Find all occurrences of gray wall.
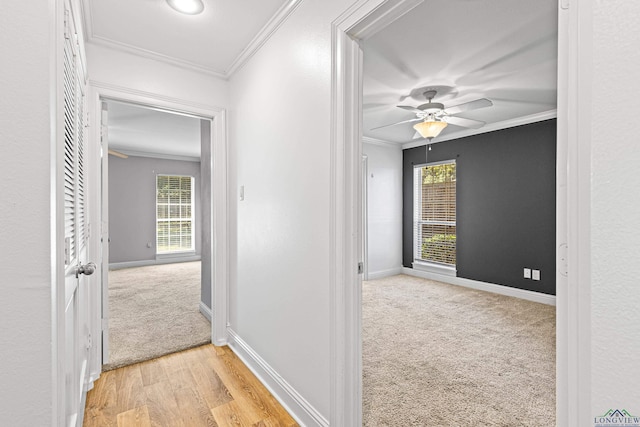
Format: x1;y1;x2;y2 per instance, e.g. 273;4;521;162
200;120;212;310
403;119;557;295
109;155;201;264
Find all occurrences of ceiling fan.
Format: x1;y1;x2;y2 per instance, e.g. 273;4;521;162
371;90;493;140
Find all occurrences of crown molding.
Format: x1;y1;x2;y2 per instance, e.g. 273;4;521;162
109;148;200;163
81;0;304;80
89;36;228;79
362;136;401;149
226;0;304;77
401;109;558;150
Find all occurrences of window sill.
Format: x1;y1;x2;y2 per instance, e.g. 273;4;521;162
156;251;196;260
412;260;457;277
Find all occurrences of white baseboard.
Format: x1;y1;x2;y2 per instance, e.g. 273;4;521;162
366;267;403;280
109;255;201;270
226;329;329;427
402;267;556;306
199;301;212;322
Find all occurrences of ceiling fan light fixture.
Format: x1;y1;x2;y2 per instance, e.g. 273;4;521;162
166;0;204;15
413;120;448;139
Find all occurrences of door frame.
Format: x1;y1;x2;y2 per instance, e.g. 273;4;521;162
329;0;591;425
87;82;229;376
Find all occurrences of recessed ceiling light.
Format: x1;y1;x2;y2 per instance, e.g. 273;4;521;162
166;0;204;15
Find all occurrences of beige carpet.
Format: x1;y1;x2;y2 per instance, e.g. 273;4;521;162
104;261;211;371
363;275;555;426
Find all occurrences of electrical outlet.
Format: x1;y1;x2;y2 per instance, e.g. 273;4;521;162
524;268;531;279
532;269;540;281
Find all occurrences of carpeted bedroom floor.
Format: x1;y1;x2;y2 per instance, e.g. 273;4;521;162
363;274;556;426
104;261;211;371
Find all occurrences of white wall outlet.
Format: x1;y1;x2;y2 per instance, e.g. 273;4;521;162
532;269;540;281
524;268;531;279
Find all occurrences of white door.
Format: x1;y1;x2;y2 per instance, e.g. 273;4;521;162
62;2;93;425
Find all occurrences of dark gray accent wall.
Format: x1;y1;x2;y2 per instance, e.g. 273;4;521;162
200;120;212;310
109;155;201;263
403;119;557;295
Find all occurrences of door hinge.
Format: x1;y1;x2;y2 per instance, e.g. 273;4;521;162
357;262;364;274
558;243;568;277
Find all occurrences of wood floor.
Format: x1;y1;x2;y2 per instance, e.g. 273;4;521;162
84;344;299;427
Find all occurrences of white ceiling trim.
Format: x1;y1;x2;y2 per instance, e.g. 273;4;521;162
362;136;401;149
112;149;200;163
89;35;229;79
401;109;558;150
81;0;304;80
226;0;304;76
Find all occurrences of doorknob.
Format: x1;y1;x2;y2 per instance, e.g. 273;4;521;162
76;262;96;278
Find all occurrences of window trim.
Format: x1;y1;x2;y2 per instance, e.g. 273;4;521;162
155;174;195;254
413;159;457;275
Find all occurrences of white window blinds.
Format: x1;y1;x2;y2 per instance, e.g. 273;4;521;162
414;161;457;266
156;175;195;253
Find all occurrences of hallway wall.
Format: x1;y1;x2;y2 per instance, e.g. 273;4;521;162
0;3;57;425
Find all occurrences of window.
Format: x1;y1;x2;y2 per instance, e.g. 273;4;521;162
413;160;456;273
156;175;195;254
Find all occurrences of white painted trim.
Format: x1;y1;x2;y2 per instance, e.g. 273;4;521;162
109;256;201;270
52;1;67;424
366;267;403;280
80;0;303;80
110;149;200;163
401;109;558;150
90;80;224;115
199;301;212;322
330;1;424;425
227;329;329;427
402;267;556;306
88;36;228;79
556;1;592;425
226;0;304;76
362;135;400;149
412;261;456;277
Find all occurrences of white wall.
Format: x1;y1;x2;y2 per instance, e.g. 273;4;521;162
86;43;229;106
227;0;354;421
0;3;53;425
363;142;403;279
590;0;640;414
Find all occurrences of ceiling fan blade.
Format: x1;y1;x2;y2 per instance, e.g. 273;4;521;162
413;132;422;140
370;117;421;131
444;98;493;115
397;105;423;114
444;116;486;129
108;149;129;159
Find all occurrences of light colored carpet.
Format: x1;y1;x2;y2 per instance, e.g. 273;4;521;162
363;274;555;426
104;261;211;371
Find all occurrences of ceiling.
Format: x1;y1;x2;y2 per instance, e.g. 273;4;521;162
106;101;202;160
82;0;293;77
363;0;558;146
91;0;558;156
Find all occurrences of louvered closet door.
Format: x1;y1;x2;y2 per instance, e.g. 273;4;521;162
62;3;91;425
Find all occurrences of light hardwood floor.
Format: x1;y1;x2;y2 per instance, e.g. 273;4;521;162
84;344;299;427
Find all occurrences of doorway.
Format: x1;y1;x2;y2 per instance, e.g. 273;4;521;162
330;0;584;425
101;99;212;369
86;83;229;375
